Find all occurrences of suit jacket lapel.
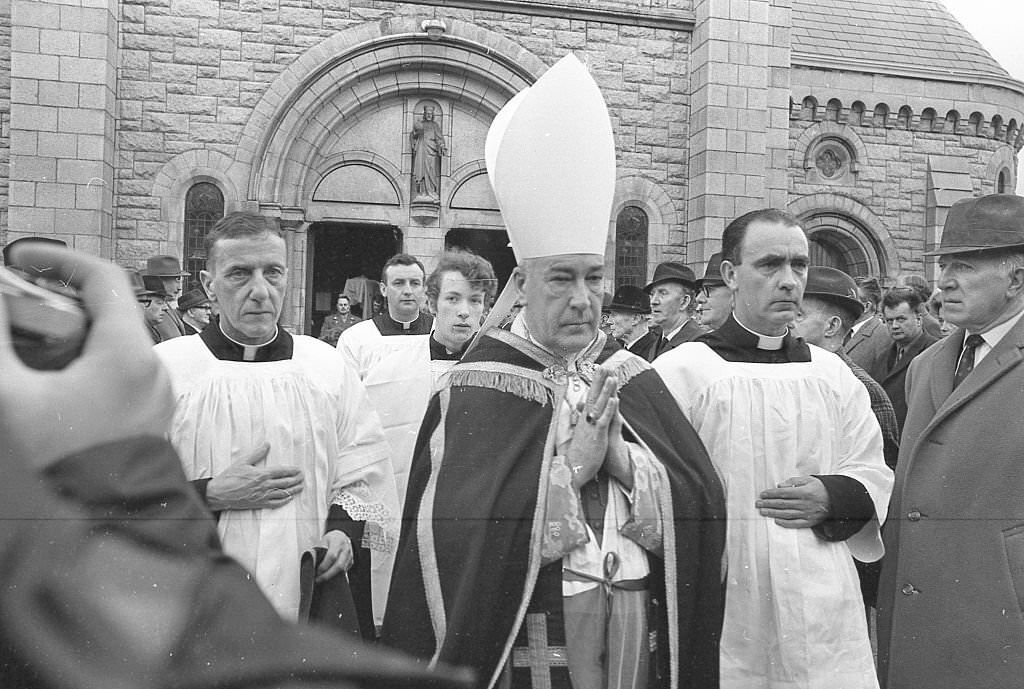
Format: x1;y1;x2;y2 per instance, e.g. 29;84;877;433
883;332;932;383
846;318;875;352
927;321;1024;430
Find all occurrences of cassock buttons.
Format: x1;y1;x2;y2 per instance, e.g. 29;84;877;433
907;510;922;521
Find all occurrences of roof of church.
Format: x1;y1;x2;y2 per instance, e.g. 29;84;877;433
791;0;1010;80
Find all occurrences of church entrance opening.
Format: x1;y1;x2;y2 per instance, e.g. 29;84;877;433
306;222;400;337
445;227;517;292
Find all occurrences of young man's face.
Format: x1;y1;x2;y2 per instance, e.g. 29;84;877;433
431;270;486;352
201;233;287;345
515;253;604;357
722;220;809;335
382;263;425;322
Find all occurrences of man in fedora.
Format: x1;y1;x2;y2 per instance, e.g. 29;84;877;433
877;193;1024;689
177;287;212;335
694;252;732;331
606;284;659;360
126;269;170;344
644;261;703;359
143;255;190;341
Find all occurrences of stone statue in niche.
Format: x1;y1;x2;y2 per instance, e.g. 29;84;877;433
815;148;843;178
410;105;447;202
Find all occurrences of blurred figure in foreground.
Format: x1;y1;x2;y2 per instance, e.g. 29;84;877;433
0;242;469;689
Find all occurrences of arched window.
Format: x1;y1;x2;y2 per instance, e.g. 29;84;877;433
991;114;1004;140
998;169;1009;194
896;106;913;129
873;103;889;128
945;110;960;134
968;112;984;135
184;182;225;292
848;101;865;126
615;206;648;288
919;108;936;132
801;96;818;121
825;99;841;121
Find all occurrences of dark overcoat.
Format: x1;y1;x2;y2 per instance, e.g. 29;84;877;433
877;316;1024;688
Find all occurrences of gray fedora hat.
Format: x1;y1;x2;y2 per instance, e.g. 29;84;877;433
803;266;864;319
607;285;651;314
925;194;1024;256
143;255;191;277
643;261;698;293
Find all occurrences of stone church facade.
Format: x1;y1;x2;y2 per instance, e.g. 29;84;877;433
2;0;1022;332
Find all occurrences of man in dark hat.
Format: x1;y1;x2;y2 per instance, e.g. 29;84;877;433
791;266;902;616
177;287;212;335
644;261;703;359
606;284;658;361
877;193;1024;689
143;255;190;340
127;269;170;344
694;252;732;331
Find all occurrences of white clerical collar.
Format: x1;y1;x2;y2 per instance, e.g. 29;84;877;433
220;323;279;362
734;314;785;350
387;309;420;330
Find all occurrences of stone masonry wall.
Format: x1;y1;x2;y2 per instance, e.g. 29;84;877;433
788;116;1010;278
114;0;691;267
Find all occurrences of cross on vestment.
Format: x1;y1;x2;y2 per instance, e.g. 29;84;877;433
512;613;570;689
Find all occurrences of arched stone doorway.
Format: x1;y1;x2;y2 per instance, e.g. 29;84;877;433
234;20;547;331
803;212;883;278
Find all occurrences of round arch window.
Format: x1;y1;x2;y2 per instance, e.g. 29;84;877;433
800;212;885;278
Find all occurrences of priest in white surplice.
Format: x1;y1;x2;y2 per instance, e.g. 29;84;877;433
155;212;399;627
654;209;893;689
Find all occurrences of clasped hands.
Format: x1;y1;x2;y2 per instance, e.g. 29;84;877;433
566;366;632;491
755;475;830;529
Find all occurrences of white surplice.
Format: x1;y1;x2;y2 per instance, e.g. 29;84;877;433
155;334;399;622
655;342;893;689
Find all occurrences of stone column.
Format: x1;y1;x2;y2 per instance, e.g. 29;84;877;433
686;0;792;265
8;0;117;256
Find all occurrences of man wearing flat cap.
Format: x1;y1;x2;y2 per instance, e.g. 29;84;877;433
644;262;703;359
877;193;1024;689
607;285;659;361
143;255;191;341
382;54;725;689
694;252;732;332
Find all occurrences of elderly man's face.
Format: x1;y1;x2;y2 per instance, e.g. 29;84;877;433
722;220;809;335
201;233;287;344
696;283;732;329
139;295;168;326
648;282;690;330
186;303;212;328
790;297;831;347
515;254;604;357
938;251;1022;332
431;270;486;352
161;276;183;299
609;310;639;340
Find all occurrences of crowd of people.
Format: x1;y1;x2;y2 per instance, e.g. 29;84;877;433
4;54;1024;689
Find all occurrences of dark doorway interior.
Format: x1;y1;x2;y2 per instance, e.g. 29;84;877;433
307;222;400;336
445;227;517;292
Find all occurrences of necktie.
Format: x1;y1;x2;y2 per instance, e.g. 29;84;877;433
953;334;985;388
